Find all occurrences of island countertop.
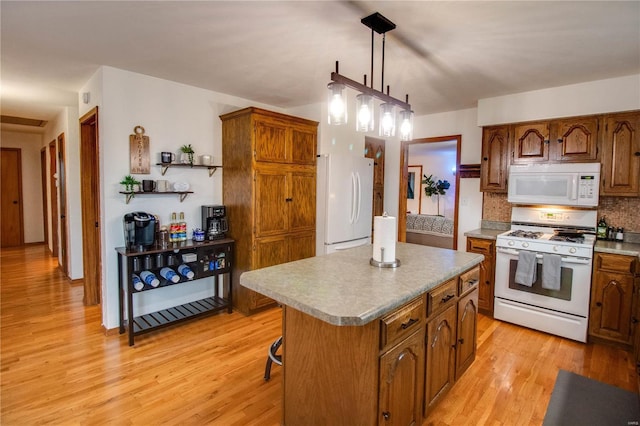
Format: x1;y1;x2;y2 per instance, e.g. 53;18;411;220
240;242;484;326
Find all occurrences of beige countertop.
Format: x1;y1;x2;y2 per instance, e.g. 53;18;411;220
594;240;640;257
464;228;506;240
240;242;484;326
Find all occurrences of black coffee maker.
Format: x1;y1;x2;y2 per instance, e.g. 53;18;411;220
202;205;228;240
123;212;156;251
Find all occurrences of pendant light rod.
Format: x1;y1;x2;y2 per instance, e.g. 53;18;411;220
331;65;411;111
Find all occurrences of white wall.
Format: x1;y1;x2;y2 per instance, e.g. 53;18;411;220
78;66;293;330
478;74;640;125
0;131;44;243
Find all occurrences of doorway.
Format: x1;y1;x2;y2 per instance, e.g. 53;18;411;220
40;148;48;246
398;135;461;249
58;133;68;275
80;107;101;305
48;140;59;257
1;148;24;247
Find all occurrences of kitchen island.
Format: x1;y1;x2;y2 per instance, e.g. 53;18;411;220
241;242;483;425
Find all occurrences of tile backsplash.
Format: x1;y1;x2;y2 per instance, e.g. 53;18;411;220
482;193;640;232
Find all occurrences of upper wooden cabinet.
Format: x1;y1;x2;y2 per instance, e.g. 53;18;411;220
253;113;317;165
480;125;509;192
221;107;318;315
511;117;599;164
551;116;599;162
511;121;550;163
600;111;640;197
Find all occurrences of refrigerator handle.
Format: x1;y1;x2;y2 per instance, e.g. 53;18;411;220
349;172;356;224
355;172;362;222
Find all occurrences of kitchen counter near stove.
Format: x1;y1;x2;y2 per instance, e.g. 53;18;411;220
464;221;510;241
595;240;640;258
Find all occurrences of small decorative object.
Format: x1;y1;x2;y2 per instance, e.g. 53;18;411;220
119;175;141;193
422;174;450;216
180;144;195;166
129;125;150;174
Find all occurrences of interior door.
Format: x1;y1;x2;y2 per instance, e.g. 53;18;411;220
1;148;24;247
48;141;58;257
40;148;48;246
80;108;101;305
57;133;68;275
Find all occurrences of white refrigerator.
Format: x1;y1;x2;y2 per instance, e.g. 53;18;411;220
316;154;374;255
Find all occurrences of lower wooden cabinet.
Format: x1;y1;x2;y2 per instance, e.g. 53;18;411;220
589;252;638;347
466;237;495;316
379;329;425;425
456;289;479;379
424;304;457;415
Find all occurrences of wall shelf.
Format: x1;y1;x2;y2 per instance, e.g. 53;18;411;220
156;163;221;177
119;191;193;204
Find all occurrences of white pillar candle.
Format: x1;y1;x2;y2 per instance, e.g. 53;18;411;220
373;215;397;263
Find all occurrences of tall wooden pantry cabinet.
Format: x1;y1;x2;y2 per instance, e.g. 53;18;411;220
220;107;318;315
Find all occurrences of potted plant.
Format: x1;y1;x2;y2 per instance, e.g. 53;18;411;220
180;144;195;166
422;174;450;216
119;175;141;193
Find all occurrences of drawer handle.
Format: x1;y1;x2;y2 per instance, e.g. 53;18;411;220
401;318;418;330
382;411;390;420
441;294;455;303
466;279;478;286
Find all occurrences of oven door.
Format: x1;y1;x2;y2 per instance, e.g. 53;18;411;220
494;246;592;317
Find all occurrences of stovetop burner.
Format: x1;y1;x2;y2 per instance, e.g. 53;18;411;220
505;230;544;239
550;235;585;244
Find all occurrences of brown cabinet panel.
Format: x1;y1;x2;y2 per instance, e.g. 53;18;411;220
480;126;509;192
512;122;550;163
254;169;288;237
254;118;288;163
289;170;316;233
424;304;457;415
551;116;599;161
379;330;424;426
288;232;315;262
601;112;640;196
456;289;478;379
466;237;495;316
380;296;425;350
589;252;636;346
291;126;317;165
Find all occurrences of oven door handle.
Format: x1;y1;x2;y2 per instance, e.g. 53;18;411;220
496;247;591;264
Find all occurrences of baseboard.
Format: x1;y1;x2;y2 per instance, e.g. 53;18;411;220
102;325;120;336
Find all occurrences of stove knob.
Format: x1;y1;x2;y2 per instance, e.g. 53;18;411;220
508;240;515;247
553;246;559;252
569;247;577;254
522;242;529;248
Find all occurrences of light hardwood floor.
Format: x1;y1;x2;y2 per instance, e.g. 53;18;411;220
1;244;638;425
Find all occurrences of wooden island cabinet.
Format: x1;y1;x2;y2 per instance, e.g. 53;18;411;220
240;243;483;425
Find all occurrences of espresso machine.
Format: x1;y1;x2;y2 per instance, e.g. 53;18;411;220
123;212;156;251
202;205;228;240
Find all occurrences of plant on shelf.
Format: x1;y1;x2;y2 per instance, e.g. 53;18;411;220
180;144;195;166
119;175;141;193
422;174;450;216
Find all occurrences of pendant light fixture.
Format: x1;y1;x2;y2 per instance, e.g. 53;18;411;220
327;12;413;139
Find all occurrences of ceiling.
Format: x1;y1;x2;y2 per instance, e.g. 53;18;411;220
2;1;639;133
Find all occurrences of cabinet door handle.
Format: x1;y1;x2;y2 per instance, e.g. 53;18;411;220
382;411;390;421
485;280;491;285
285;198;293;202
442;294;455;303
635;152;640;156
458;338;464;344
596;302;602;307
401;318;418;330
557;138;563;143
632;317;639;324
483;157;488;161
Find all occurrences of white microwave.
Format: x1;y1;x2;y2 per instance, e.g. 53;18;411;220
507;163;600;207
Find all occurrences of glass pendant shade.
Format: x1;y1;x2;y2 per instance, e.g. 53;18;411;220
355;94;374;132
379;103;396;137
399;109;414;141
327;82;347;125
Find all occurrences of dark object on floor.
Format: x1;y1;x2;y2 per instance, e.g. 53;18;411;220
544;369;640;426
263;336;282;381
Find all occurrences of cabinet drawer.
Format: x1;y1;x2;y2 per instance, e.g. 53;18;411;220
467;238;494;254
459;266;480;296
380;296;425;350
595;253;636;274
428;278;458;317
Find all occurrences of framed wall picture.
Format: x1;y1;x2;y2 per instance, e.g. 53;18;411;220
407;165;422;213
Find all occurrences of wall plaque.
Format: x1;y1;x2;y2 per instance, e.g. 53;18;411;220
129;125;150;174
